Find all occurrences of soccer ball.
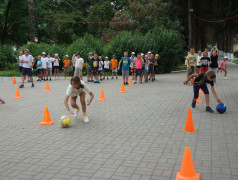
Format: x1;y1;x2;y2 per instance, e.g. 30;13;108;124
59;115;71;128
216;103;227;114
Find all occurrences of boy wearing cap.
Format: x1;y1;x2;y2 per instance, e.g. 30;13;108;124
41;52;48;81
63;55;71;79
130;52;136;80
75;53;84;80
86;53;93;82
92;54;100;83
118;51;130;85
19;49;35;88
111;55;118;79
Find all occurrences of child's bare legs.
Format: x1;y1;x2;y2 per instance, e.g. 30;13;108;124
135;74;137;82
106;72;108;79
80;92;86;115
139;74;142;82
116;72;118;78
205;94;210;107
126;76;128;83
21;75;26;85
123;76;125;83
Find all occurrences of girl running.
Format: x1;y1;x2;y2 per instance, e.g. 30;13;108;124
217;56;228;79
64;76;94;122
183;71;223;113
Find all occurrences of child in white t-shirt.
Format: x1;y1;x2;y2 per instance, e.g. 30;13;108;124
53;53;60;80
41;52;48;81
47;53;54;81
64;76;94;122
103;57;110;80
74;53;84;80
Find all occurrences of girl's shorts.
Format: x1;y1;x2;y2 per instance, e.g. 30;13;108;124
201;67;208;72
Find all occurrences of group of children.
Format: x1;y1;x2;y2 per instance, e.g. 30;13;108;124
184;47;227;113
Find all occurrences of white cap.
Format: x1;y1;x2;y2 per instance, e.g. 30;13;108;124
42;52;46;55
65;55;69;57
148;51;151;54
131;52;135;55
105;56;108;59
141;53;144;56
55;53;58;56
224;56;228;59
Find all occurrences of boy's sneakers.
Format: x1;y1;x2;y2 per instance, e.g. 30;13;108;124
126;82;129;85
116;77;118;79
37;79;41;82
107;78;109;80
31;84;34;88
100;79;103;81
94;80;100;83
46;78;48;81
191;99;196;108
206;106;214;113
134;81;137;84
84;116;89;122
224;77;227;80
103;77;105;80
111;77;114;79
73;108;80;118
139;81;142;84
19;85;24;88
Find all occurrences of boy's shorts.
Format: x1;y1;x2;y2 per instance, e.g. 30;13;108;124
54;66;59;69
92;68;98;75
122;70;129;77
112;68;117;73
64;67;70;72
19;66;23;72
136;69;142;76
131;68;136;73
104;68;109;72
36;69;42;74
98;70;103;75
188;66;195;75
148;66;154;74
87;68;93;74
75;68;82;76
22;67;33;76
200;67;208;72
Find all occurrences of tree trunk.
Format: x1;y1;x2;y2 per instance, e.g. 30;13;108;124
1;0;13;45
28;0;35;42
188;0;195;49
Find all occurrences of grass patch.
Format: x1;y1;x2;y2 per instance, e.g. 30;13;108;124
232;60;238;64
172;63;187;71
0;70;21;77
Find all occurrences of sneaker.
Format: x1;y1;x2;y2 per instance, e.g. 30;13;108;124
191;99;196;108
206;106;214;113
224;77;227;80
19;84;24;88
0;99;5;104
126;82;129;85
124;82;126;85
46;78;48;81
84;116;89;122
116;77;118;79
100;79;103;81
37;79;40;82
111;77;114;79
28;79;31;83
134;82;137;84
49;78;51;81
139;81;142;84
87;79;90;82
73;108;80;118
31;84;34;88
107;78;109;80
149;78;151;80
103;77;105;79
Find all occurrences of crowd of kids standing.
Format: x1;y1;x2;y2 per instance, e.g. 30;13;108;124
16;49;160;88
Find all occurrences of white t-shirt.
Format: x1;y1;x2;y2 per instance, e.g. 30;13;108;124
21;54;34;68
41;57;48;69
19;56;23;67
98;61;104;70
66;81;91;97
196;55;202;66
75;58;84;68
54;58;59;66
47;57;54;68
104;61;110;69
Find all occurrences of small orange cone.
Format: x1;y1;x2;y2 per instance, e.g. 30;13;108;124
98;88;108;101
39;106;55;125
12;76;16;84
176;147;200;180
43;82;51;91
196;96;202;103
199;89;204;93
183;108;196;132
128;78;134;86
120;83;127;93
13;87;22;99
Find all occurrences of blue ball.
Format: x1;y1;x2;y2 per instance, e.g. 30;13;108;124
216;103;227;114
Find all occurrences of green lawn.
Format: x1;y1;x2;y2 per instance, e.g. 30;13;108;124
0;70;21;77
232;60;238;65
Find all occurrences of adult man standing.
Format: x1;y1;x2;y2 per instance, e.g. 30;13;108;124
19;49;35;88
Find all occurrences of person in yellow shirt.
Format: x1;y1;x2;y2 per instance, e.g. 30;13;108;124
110;55;118;79
63;55;71;79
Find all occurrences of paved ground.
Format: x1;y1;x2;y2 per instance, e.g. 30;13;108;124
0;62;238;180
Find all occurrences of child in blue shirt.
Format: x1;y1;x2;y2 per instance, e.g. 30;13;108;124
36;55;42;82
118;51;130;85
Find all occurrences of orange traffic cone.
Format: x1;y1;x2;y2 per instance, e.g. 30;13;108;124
13;87;22;99
43;82;51;91
176;147;200;180
128;78;134;86
120;83;127;93
196;96;202;103
39;106;55;125
183;108;196;133
98;88;108;101
12;76;16;84
199;89;204;93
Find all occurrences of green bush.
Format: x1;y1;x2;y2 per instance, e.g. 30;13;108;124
234;50;238;58
0;45;15;70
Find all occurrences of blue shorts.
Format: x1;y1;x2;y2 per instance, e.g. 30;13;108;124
64;67;70;72
136;69;142;76
104;68;109;72
22;67;33;76
193;84;209;99
36;69;42;74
